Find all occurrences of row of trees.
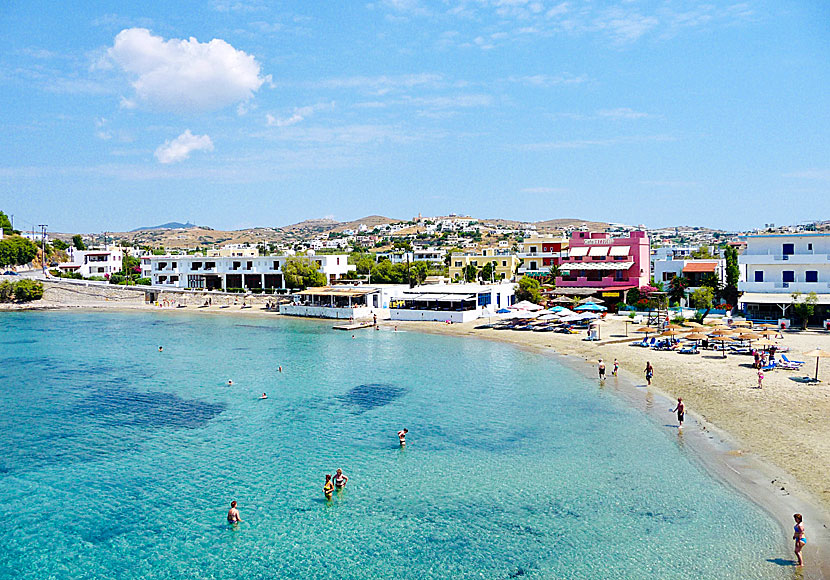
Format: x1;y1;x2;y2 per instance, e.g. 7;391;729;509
0;236;39;267
0;279;44;302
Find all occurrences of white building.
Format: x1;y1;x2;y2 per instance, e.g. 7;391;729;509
58;246;123;278
389;282;516;323
281;284;407;319
141;251;354;291
739;233;830;323
413;247;446;264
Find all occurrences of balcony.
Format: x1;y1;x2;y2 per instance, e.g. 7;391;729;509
556;276;635;287
740;253;830;265
739;281;830;293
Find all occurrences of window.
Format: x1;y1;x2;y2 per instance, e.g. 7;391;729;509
454;261;462;267
530;246;537;253
529;261;538;270
782;243;794;255
171;262;177;269
808;243;813;251
502;261;507;267
477;293;491;307
754;270;764;282
783;271;795;283
662;272;673;282
336;258;340;265
806;271;818;283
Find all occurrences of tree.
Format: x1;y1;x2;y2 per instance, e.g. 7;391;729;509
72;234;86;250
0;211;14;235
625;287;641;306
479;260;495;282
700;272;723;302
723;246;740;306
122;253;140;276
52;239;69;251
690;286;714;323
410;261;429;287
283;258;327;290
463;263;477;283
0;236;38;267
349;252;375;276
12;279;44;302
691;245;715;259
668;275;688;305
547;264;561;286
791;291;819;329
515;275;542;304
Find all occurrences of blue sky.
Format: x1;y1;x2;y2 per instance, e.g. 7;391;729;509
1;1;828;233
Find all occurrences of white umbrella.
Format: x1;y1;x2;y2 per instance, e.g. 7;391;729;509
552;307;575;317
510;300;544;311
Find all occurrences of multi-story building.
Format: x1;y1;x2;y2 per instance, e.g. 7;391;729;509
738;233;830;323
141;251;354;291
517;235;568;279
556;230;650;303
389;282;516;323
448;248;519;282
58;246;124;278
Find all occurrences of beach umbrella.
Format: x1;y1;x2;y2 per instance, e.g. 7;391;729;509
496;308;511;314
550;296;574;305
732;321;753;327
511;300;544;311
803;348;830;381
757;323;778;329
553;307;575;317
734;332;761;341
578;297;605;304
636;326;657;338
548;306;566;312
708;329;733;337
574;302;607;312
684;332;709;341
708;328;733;358
665;323;685;329
660;329;682;337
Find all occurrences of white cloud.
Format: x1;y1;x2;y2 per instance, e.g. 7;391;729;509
154;130;214;164
266;103;334;127
106;28;268;112
597;107;650;119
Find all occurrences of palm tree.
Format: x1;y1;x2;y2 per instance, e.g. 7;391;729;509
547;264;561;286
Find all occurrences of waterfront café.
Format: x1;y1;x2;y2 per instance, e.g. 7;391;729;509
281;286;381;319
389;283;516;323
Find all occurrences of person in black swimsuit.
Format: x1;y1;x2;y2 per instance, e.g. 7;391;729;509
671;397;685;428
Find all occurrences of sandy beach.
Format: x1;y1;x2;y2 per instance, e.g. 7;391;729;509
7;281;830;575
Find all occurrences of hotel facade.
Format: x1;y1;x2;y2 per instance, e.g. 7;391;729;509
738;233;830;324
141;252;354;291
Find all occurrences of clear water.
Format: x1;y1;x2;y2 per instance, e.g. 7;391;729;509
0;311;790;579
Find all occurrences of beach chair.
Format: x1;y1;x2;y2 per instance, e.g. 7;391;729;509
761;361;777;372
678;345;699;354
778;361;801;371
782;355;804;365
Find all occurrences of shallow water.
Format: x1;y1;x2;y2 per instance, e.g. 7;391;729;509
0;311;791;579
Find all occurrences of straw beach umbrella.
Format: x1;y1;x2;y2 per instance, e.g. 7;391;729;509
732;320;753;327
803;348;830;382
637;326;658;336
708;328;733;358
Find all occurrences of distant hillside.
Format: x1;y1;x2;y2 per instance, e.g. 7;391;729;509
131;221;199;232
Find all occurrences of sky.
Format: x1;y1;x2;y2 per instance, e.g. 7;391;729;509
1;1;828;233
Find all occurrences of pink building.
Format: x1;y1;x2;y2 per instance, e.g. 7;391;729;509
556;230;651;302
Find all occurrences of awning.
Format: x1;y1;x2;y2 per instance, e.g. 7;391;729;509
568;247;589;257
609;246;630;256
740;292;830;305
560;261;633;271
682;262;718;273
297;287;377;297
588;246;610;257
406;293;475;302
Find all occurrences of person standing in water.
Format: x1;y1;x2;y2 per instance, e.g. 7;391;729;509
333;468;348;489
644;362;654;386
671;397;685;428
158;346;163;352
793;513;806;567
323;474;334;499
260;393;267;399
227;500;242;523
612;359;619;376
598;359;606;380
398;428;408;446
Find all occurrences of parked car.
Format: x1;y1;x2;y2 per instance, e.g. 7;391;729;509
3;271;19;276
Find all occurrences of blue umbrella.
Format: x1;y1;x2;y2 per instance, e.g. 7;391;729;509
548;306;566;312
574;302;607;312
496;308;511;314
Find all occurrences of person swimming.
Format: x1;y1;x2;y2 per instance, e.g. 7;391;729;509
323;474;334;499
398;428;408;446
158;346;163;352
227;379;234;385
333;468;348;489
227;500;242;523
260;393;267;399
278;366;282;373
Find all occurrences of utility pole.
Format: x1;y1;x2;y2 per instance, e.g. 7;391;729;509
38;224;47;276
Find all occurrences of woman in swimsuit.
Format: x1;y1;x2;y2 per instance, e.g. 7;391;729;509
793;513;806;566
334;468;348;489
323;474;334;499
612;359;618;376
227;500;242;524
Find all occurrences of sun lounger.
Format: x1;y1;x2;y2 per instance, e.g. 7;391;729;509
761;362;777;371
678;346;699;354
778;361;801;371
782;355;804;365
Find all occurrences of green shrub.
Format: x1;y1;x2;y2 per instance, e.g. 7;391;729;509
12;279;44;302
0;281;13;302
135;277;151;285
86;276;106;281
108;274;126;285
251;288;263;294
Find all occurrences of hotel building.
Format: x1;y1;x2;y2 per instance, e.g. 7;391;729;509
516;235;568;279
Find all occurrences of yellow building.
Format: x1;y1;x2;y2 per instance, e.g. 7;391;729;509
449;248;519;282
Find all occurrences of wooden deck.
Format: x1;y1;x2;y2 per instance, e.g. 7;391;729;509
332;322;375;331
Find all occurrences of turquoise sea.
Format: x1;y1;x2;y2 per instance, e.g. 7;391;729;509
0;311;791;579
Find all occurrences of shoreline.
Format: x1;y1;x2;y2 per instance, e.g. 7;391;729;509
6;300;830;576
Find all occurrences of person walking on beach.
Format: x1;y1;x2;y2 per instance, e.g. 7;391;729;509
612;359;619;376
398;428;408;446
598;359;606;380
334;468;349;489
644;362;654;386
227;500;242;524
671;398;685;428
323;474;334;500
793;513;806;567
